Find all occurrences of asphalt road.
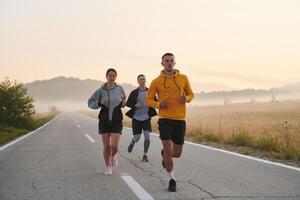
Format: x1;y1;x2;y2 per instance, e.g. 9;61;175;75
0;112;299;200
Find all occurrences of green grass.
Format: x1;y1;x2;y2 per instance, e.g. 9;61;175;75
192;132;222;144
202;133;221;142
227;132;254;147
255;136;280;152
281;148;300;161
264;148;300;161
0;127;29;146
194;134;203;143
0;115;55;146
32;116;54;129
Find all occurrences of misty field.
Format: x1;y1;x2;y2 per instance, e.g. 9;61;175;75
186;101;300;148
185;101;300;163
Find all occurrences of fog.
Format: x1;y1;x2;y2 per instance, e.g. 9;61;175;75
34;93;300;113
34;101;89;113
192;93;300;107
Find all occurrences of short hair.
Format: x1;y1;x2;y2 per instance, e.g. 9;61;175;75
137;74;145;80
106;68;117;76
161;53;175;60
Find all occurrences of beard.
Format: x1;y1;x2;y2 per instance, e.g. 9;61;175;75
165;65;173;72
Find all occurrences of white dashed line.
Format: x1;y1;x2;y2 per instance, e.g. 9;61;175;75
121;175;153;200
85;134;95;143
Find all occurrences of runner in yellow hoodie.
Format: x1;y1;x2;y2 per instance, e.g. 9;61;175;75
146;53;194;192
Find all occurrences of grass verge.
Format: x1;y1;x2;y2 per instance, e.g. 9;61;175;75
0;113;56;146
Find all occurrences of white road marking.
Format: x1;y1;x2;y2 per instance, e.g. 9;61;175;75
121;175;153;200
0;116;57;152
85;134;95;143
77;125;81;128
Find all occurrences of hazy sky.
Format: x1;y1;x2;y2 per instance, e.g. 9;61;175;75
1;0;300;92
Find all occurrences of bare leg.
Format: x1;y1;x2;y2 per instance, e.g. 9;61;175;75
110;133;120;157
172;143;183;158
162;141;183;172
101;133;111;166
162;140;174;172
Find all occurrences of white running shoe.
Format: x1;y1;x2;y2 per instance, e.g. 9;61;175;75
104;165;112;175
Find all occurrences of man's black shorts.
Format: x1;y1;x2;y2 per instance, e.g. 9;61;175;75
158;119;186;145
132;118;152;135
98;120;122;134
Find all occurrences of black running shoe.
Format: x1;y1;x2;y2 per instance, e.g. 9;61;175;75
168;179;176;192
161;149;165;168
142;155;149;162
128;142;134;153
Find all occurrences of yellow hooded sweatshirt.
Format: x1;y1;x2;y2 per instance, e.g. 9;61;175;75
146;70;194;120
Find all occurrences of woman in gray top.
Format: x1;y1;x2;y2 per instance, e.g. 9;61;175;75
88;68;126;175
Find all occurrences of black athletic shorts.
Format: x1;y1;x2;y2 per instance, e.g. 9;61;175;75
132;118;152;135
98;120;123;134
158;119;186;145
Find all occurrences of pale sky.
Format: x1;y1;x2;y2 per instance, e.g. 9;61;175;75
1;0;300;92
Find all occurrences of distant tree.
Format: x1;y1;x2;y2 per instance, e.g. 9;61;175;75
0;79;35;128
271;93;276;102
49;105;59;114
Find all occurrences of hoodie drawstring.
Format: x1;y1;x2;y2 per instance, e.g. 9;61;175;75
163;76;170;89
173;77;182;95
163;76;181;95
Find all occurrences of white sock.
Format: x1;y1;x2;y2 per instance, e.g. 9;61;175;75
168;171;176;180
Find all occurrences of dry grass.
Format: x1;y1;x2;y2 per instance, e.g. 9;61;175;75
32;112;56;120
186;100;300;150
